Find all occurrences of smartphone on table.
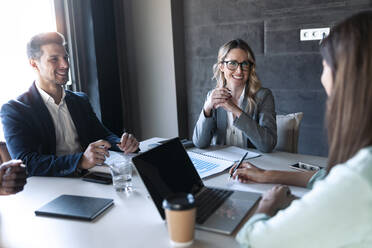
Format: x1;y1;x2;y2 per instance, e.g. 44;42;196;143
289;162;321;172
82;172;112;184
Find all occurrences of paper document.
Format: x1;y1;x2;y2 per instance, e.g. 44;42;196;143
189;146;261;162
188;151;234;178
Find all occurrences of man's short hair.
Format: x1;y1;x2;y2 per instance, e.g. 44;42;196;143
26;32;66;60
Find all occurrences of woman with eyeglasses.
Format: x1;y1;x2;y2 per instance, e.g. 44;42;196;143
192;39;277;153
234;11;372;248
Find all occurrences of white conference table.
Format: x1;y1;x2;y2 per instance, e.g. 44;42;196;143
0;138;327;248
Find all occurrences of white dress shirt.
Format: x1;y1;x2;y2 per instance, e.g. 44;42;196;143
36;83;82;156
226;87;245;148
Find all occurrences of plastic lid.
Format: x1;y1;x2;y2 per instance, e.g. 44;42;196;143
162;193;195;210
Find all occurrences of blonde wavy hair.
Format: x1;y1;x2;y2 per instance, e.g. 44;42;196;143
212;39;262;114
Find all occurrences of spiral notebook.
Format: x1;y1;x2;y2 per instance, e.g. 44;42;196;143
189;146;261;162
187;146;261;178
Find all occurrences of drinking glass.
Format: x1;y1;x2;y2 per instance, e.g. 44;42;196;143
109;159;133;192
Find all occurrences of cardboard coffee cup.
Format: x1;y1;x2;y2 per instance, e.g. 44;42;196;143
163;193;196;247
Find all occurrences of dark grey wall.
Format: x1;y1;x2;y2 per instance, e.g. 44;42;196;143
183;0;372;156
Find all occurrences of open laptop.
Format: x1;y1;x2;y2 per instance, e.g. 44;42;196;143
132;137;261;235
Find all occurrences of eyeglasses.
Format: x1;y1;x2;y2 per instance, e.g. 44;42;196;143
222;60;252;71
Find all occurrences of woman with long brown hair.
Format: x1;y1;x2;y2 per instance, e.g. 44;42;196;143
234;11;372;247
192;39;277;153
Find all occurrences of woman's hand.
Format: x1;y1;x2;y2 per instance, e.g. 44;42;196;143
229;162;267;183
256;185;298;216
215;96;243;118
203;87;232;117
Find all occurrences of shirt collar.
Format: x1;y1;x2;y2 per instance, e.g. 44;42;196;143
35;81;66;106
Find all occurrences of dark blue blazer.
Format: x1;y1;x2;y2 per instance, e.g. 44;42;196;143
0;82;121;176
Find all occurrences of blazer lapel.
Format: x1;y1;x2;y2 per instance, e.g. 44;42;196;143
29;82;56;153
216;107;227;144
65;91;88;148
241;93;250;147
241;94;248;114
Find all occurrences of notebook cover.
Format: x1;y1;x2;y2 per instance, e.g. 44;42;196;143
35;194;114;221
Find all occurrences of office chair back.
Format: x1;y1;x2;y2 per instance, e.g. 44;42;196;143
275;112;304;153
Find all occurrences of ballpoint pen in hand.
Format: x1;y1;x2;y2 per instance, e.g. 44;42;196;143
229;152;249;179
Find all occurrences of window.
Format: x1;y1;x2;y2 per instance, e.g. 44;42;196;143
0;0;57;140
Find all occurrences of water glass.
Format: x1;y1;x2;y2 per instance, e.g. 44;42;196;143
109;160;133;192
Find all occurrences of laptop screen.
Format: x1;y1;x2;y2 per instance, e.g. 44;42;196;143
132;138;204;219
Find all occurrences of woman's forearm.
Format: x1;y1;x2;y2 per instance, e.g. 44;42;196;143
263;170;316;188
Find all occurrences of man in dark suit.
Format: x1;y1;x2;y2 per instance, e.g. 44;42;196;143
0;32;139;177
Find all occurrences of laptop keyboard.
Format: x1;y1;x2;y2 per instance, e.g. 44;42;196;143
195;188;233;224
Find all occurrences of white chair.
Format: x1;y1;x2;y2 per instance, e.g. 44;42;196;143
275;112;304;153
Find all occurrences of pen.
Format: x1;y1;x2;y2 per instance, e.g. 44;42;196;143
230;152;249;178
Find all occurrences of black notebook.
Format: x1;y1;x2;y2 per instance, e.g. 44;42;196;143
35;194;114;221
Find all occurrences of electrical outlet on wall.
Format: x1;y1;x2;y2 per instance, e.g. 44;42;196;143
300;28;330;41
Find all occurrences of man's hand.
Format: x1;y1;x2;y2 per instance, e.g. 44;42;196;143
117;132;139;154
0;160;27;195
79;140;111;169
256;185;298;217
